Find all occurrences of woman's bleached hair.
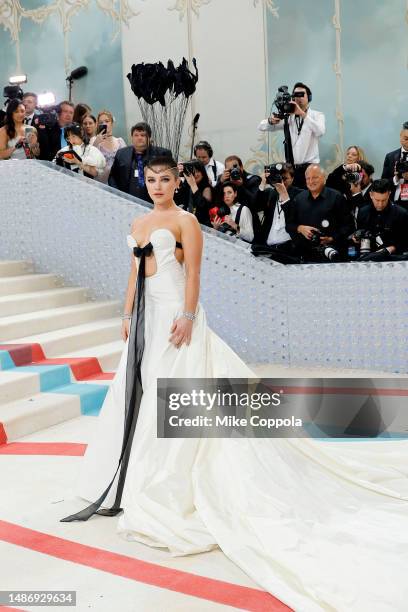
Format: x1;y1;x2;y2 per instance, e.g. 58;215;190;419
144;156;179;178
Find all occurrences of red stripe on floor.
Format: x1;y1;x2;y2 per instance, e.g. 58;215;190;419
0;424;7;446
0;442;86;456
0;607;29;611
32;357;103;380
0;520;290;612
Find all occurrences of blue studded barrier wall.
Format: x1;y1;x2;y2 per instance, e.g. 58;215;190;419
1;160;407;373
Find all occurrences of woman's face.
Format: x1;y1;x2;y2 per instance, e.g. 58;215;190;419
346;147;359;164
12;103;26;123
193;168;204;183
98;114;113;135
66;132;83;146
223;186;236;206
145;166;179;205
82;116;97;137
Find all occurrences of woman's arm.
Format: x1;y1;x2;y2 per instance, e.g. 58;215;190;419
121;220;138;341
169;214;203;348
0;127;14;160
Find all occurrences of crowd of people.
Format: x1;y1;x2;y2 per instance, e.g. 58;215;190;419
1;84;408;263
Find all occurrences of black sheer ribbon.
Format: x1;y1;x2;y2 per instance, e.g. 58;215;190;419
60;242;154;522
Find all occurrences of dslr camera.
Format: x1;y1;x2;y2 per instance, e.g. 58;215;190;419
273;85;304;119
264;163;284;185
395;158;408;177
343;170;362;184
180;161;195;177
228;163;241;181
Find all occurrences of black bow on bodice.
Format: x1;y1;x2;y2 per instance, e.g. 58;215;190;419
133;243;153;258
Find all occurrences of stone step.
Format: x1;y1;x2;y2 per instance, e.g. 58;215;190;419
0;260;33;277
0;273;60;296
0;287;88;317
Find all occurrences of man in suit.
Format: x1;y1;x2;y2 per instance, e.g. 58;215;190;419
22;92;39;126
108;122;171;201
34;100;75;161
381;122;408;181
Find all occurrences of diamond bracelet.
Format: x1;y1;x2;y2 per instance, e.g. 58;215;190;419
182;311;196;321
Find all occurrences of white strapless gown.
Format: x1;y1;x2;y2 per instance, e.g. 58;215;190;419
74;229;408;612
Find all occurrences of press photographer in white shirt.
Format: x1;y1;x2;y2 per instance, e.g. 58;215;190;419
258;82;325;189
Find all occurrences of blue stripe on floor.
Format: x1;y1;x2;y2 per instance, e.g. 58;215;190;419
45;383;108;416
17;365;72;391
0;350;15;370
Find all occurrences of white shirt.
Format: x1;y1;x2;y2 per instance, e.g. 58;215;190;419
53;143;106;175
258;108;325;165
230;203;254;243
267;198;291;246
204;158;224;187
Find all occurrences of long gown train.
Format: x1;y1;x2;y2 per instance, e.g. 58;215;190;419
72;228;408;612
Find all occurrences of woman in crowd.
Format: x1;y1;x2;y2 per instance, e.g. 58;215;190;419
73;103;92;125
53;122;106;179
82;115;98;142
211;181;254;242
92;110;126;183
176;160;213;226
0;99;40;160
326;145;367;196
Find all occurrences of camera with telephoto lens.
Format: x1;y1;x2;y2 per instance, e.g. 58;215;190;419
265;163;284;185
33;109;58;129
343;170;362;184
352;229;373;255
229;163;241;181
395;158;408;177
273;86;304;119
180;161;195;177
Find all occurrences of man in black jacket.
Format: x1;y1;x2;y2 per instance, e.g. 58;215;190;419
381;122;408;181
34;100;75;161
108;122;171;201
217;155;261;210
285;164;354;262
353;179;408;260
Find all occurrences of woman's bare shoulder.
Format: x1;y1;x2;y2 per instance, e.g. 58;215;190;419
130;213;153;233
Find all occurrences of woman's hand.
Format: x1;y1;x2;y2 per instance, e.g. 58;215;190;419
184;172;198;191
211;215;224;230
169;317;193;348
121;318;130;342
223;215;238;231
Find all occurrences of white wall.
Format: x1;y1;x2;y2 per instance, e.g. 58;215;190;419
121;0;268;168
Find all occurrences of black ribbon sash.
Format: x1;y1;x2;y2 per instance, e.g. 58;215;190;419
61;242;154;522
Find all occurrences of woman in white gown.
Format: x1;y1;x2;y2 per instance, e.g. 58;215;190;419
61;157;408;612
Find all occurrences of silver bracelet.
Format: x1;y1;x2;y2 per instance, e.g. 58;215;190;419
182;311;196;321
122;314;132;320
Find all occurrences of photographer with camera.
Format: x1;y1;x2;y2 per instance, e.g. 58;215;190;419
285;165;354;262
258;83;325;189
92;110;126;184
53;122;106;179
193;141;225;186
34;100;75;161
210;182;254;243
175;160;213;226
391;156;408;209
326;145;367;197
0;99;39;160
251;163;302;258
381;121;408;181
108;122;171;200
351;179;408;260
218;155;261;210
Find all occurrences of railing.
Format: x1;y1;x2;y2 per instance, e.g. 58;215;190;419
1;160;407;373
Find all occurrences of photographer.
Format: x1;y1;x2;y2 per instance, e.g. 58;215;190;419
326;145;367;197
285;164;354;262
92;110;126;184
34;100;75;161
210;182;254;243
193;141;224;186
175;160;213;226
381;121;408;181
252;163;301;252
0;99;39;160
217;155;261;210
352;179;408;260
391;157;408;210
53;122;106;179
258;82;325;189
